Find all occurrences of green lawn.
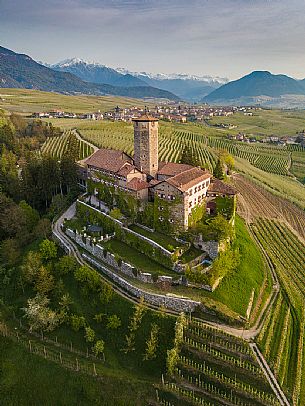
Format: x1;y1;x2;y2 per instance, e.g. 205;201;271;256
179;246;202;264
128;224;181;251
205;216;269;316
102;238;177;277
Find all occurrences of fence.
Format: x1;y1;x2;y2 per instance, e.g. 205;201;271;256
0;320;104;380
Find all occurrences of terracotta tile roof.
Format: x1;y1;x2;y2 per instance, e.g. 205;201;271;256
85;148;133;174
157;162;193;177
149;179;162;187
127;177;149;191
132;114;158;122
208;179;237;195
117;162;136;177
166;167;211;192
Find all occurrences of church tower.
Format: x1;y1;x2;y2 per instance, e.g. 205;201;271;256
133;111;158;178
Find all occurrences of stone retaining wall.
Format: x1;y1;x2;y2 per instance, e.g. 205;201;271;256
65;228;172;286
77;199;173;257
83;252;200;313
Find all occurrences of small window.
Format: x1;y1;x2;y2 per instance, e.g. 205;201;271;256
189;201;192;208
189;189;193;196
194;187;197;193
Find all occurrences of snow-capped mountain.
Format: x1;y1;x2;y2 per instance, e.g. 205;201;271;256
50;58;147;88
48;58;227;101
116;67;228;85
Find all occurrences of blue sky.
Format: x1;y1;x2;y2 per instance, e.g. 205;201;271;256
1;0;305;79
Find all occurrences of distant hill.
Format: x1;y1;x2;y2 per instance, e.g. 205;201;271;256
0;46;179;100
203;71;305;105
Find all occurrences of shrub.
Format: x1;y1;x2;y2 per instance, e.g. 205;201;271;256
70;314;86;331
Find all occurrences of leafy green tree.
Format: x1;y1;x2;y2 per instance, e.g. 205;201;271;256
34;218;51;239
19;200;40;232
34;266;54;295
85;326;95;343
23;294;59;332
0;238;21;266
21;251;42;283
59;293;73;312
39;239;57;261
107;315;121;330
70;314;86;331
143;323;159;361
56;255;78;275
166;348;179;375
213;158;224;179
92;340;105;357
109;208;123;220
180;144;200;167
99;283;113;304
124;297;146;353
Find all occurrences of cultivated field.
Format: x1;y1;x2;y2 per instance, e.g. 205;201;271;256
41;130;94;160
233;174;305;242
208;109;305;137
160;319;280;406
252;219;305;405
0;88;153;114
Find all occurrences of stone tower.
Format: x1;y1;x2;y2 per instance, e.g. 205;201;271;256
133;112;158;178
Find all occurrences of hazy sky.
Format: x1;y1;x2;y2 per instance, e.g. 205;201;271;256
1;0;305;80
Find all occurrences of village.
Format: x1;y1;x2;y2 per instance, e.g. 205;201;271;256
31;103;252;122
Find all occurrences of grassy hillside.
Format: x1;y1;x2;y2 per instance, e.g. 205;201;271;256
0;335;154;406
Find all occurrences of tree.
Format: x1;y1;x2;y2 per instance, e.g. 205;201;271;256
180;144;200;167
21;251;42;283
39;239;57;261
23;294;59;332
208;214;233;241
56;255;78;275
19;200;40;232
224;153;234;174
143;323;159;361
107;315;121;330
166;348;179;375
109;208;123;220
70;314;86;331
59;293;73;312
85;326;95;343
92;340;105;357
0;238;21;266
99;283;113;304
213;158;224;179
34;218;51;239
34;266;54;295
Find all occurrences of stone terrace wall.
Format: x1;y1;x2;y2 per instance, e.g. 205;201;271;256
66;228;168;285
77;199;173;257
82;252;200;313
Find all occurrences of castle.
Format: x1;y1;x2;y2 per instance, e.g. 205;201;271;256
82;113;236;230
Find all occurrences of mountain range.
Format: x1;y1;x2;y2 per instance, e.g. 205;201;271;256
0;46;179;101
2;45;305;107
50;58;226;101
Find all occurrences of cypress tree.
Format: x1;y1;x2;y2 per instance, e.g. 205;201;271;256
213;158;224;179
